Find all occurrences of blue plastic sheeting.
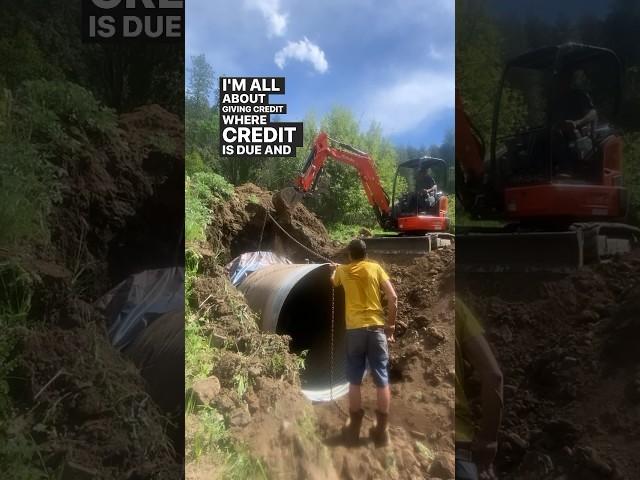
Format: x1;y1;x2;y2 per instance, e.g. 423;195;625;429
225;251;291;287
96;267;184;350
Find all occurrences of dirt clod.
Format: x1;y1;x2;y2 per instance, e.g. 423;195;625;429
189;376;221;406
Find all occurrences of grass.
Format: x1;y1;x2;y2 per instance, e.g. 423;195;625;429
327;222;385;243
185;171;233;245
185;310;267;479
186;403;268;480
185;313;215;383
0;262;50;478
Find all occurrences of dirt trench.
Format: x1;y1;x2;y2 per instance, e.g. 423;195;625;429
194;183;456;479
459;250;640;479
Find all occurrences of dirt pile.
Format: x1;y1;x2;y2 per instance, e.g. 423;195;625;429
210;183;337;263
314;247;456;480
16;321;180;479
6;105;184;476
460;251;640;479
187;197;339;478
51;104;184;297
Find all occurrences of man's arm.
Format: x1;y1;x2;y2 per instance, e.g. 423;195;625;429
381;279;398;341
463;334;503;470
571;91;597;129
574;108;597;129
330;263;340;286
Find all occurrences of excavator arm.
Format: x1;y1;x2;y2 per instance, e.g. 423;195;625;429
455;90;490;215
279;132;393;228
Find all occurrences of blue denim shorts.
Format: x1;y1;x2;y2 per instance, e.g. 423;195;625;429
345;327;389;387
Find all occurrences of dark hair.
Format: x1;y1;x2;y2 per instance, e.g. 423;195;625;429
348;239;367;260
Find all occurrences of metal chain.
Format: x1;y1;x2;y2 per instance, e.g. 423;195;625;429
330;285;335;401
257;210;268;252
266;212;334;263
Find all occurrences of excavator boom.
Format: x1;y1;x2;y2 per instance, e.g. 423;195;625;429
276;132;452;257
277;132;392;227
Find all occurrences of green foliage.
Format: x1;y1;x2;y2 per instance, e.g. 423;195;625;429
0;264;45;478
185;314;215;383
0;142;59;246
446;195;456;231
186;405;268;479
456;1;504;140
0;80;120;248
186;151;207;176
232;372;250;399
187;55;215;118
14;80;117;146
327;223;385;243
185;171;233;244
0;428;47;480
0;2;184;113
624;132;640;225
0;29;61;90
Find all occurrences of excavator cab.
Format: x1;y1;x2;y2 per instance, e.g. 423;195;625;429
491;43;625;220
457;43;638;271
392;157;449;224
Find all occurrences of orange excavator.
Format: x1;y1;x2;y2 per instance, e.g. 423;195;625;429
456;43;639;270
277;132;452;255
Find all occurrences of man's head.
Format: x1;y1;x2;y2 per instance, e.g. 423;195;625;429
348;238;367;261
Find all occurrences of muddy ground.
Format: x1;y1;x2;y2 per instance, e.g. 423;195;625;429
191;184;455;479
4;105;184;478
459;251;640;479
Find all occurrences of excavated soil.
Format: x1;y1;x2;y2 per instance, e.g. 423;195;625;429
196;184;456;479
188;262;339;480
210;183;337;264
6;105;184;476
458;250;640;480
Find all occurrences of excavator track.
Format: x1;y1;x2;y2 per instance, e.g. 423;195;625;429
456;223;640;272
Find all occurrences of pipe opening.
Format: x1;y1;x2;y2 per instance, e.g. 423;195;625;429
277;265;348;402
239;263;349;402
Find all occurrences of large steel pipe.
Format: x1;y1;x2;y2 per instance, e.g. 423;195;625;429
239;263;348;402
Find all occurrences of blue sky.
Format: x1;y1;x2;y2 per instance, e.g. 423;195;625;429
186;0;454;148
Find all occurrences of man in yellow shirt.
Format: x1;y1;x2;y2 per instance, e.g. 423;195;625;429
456;298;503;479
331;239;398;447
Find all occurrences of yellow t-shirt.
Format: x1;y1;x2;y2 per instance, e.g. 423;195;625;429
455;298;484;443
332;260;390;330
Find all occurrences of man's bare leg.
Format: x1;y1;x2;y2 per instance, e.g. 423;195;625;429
376;385;390;414
370;385;391;446
349;384;362;412
343;384;364;444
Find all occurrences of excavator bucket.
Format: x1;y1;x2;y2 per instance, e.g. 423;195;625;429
274;187;304;210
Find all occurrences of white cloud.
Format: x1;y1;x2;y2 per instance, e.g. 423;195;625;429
428;44;445;61
244;0;288;37
361;70;453;135
274;37;329;73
